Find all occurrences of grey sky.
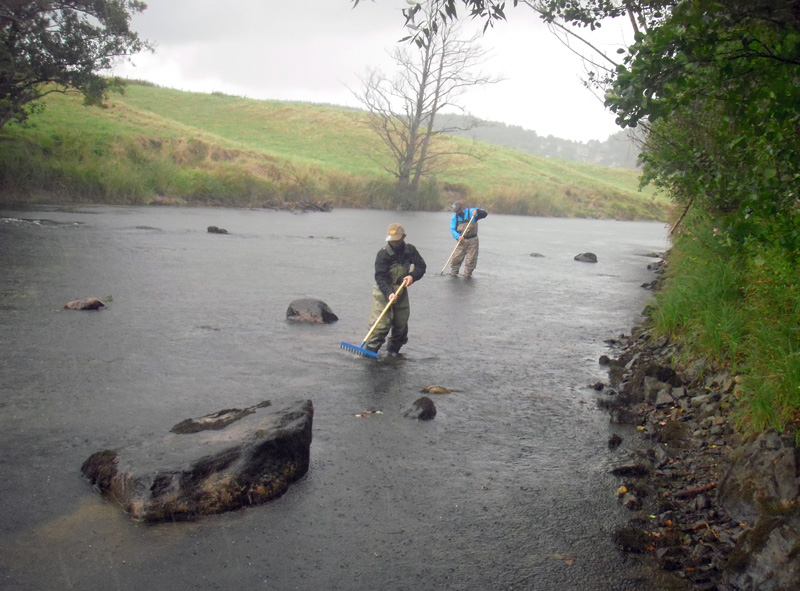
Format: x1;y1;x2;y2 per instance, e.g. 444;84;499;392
113;1;630;142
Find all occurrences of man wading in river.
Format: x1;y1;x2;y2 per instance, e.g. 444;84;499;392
449;201;488;278
364;223;426;357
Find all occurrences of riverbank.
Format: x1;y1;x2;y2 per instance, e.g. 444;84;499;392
0;82;670;220
598;265;800;591
0;192;334;212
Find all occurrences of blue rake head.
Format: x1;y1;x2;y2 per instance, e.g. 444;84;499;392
340;341;379;359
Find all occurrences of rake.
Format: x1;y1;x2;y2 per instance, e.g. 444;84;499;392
340;282;406;359
440;210;477;275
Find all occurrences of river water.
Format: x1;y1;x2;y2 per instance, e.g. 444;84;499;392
0;206;669;591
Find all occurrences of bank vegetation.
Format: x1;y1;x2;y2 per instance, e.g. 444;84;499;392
0;82;667;220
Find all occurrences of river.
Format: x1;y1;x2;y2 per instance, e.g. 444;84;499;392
0;206;669;590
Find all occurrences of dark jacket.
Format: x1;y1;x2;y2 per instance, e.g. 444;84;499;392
374;241;426;299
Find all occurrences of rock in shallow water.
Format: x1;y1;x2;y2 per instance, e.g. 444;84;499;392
286;298;338;323
81;399;313;522
574;252;598;263
404;396;436;420
64;297;105;310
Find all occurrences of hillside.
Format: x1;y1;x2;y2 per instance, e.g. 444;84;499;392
0;83;671;220
435;113;643;169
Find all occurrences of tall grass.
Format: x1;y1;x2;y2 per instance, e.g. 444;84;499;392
650;217;800;436
0;83;672;219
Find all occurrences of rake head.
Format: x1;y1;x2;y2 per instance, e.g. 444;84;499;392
340;341;379;359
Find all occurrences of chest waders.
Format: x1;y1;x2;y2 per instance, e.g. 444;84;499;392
365;253;411;353
441;211;477;275
451;213;480;277
456;216;478;239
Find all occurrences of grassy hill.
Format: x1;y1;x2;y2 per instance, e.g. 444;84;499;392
0;82;672;220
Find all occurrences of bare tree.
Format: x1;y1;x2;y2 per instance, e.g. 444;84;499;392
352;1;502;207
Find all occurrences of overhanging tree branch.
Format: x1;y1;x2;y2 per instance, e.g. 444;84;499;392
0;0;152;128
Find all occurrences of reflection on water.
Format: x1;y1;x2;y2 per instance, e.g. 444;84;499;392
0;206;669;590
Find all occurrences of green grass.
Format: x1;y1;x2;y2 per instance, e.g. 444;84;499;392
650;219;800;437
0;82;672;218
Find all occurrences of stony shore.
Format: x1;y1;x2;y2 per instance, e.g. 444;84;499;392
597;263;800;591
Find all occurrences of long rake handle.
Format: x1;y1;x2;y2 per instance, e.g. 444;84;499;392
440;211;477;275
360;282;406;346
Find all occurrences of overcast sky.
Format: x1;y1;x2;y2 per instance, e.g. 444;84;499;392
112;1;632;143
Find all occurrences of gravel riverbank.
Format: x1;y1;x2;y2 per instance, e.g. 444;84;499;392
597;264;800;591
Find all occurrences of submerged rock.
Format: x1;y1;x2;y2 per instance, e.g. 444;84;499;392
81;399;313;522
286;298;338;323
64;297;105;310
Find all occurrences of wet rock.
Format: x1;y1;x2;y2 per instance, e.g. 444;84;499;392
170;404;270;434
81;399;313;522
207;226;228;234
286;298;338;323
404;396;436;420
718;432;800;525
610;461;651;478
681;356;709;383
621;492;641;510
608;433;623;450
64;297;105;310
573;252;598;263
726;514;800;591
654;389;675;408
612;526;650;553
420;385;457;394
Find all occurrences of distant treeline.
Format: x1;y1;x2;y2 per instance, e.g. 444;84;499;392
435;113;642;169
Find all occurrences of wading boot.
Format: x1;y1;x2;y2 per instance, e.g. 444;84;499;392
386;346;403;358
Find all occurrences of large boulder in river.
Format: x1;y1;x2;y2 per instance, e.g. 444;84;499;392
286;298;338;323
81;399;313;522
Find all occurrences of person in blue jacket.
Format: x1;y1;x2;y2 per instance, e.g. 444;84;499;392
449;201;488;277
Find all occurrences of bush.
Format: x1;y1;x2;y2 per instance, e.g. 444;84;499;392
651;216;800;435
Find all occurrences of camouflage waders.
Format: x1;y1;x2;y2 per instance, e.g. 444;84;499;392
365;260;411;353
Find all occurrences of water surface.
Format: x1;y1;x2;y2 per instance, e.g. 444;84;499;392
0;206;669;590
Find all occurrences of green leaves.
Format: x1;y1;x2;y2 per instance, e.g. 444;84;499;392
609;0;800;255
0;1;151;128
